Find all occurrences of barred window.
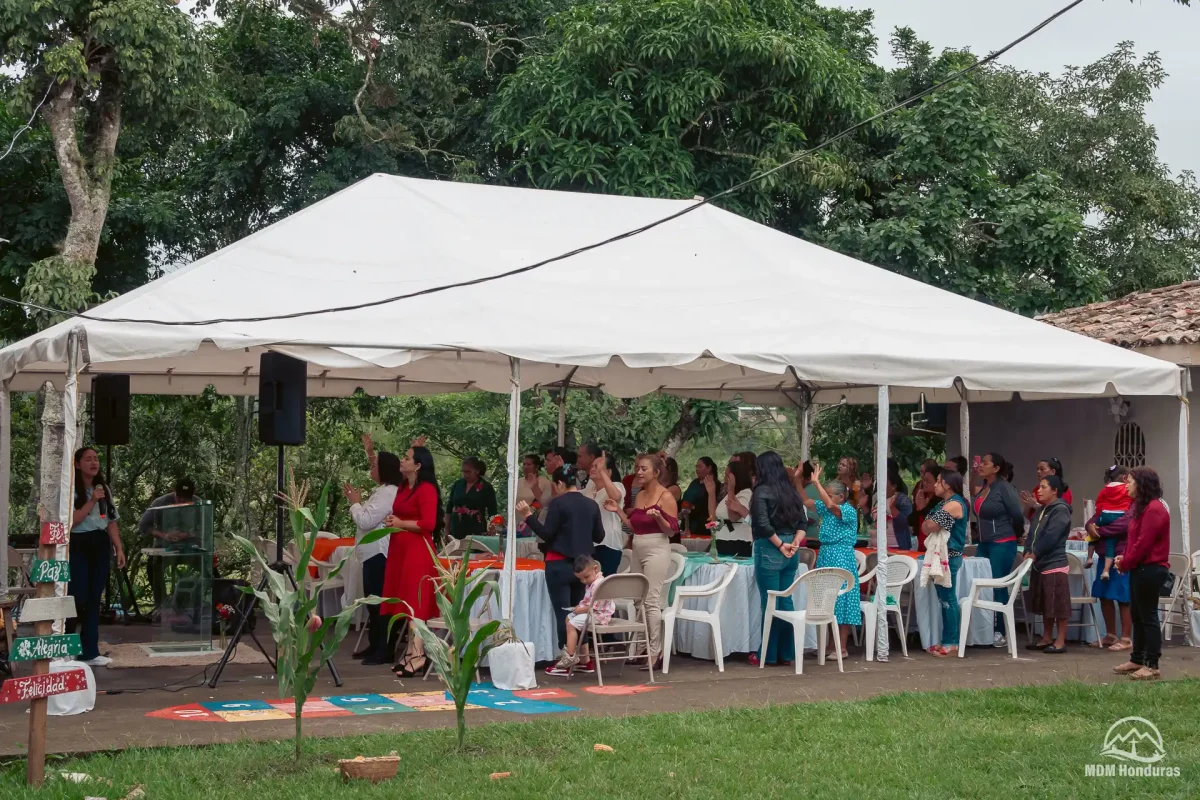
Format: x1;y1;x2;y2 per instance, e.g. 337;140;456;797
1114;422;1146;469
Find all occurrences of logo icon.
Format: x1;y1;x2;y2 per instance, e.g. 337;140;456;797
1101;717;1166;764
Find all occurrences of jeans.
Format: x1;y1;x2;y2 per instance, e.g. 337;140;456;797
935;555;963;647
977;541;1018;632
67;530;112;661
545;558;584;651
1130;564;1167;670
754;535;799;664
594;545;623;577
362;554;388;657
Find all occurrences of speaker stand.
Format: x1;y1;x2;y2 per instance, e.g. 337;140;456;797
209;446;343;688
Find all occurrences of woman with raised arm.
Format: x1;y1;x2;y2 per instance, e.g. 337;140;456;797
605;453;679;670
589;452;627;576
800;463;861;659
709;457;754;557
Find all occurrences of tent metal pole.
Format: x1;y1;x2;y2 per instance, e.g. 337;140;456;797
799;404;811;463
958;384;971;515
0;381;10;596
1179;383;1191;558
503;358;522;621
874;385;890;662
557;389;566;447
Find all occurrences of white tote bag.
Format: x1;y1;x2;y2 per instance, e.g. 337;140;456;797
48;660;95;716
488;640;536;690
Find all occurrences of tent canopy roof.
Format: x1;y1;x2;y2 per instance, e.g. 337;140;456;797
0;174;1181;403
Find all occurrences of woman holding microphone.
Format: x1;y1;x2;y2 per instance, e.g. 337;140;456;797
69;447;126;667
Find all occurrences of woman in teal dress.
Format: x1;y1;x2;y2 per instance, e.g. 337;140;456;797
920;469;968;657
802;464;862;658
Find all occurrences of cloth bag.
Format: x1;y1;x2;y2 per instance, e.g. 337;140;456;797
488;639;536;690
48;659;95;716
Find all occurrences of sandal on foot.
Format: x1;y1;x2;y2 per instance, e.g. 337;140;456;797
1026;641;1052;651
1089;635;1117;649
1112;661;1141;674
1130;667;1161;681
392;654;427;678
930;646;957;658
1108;639;1132;652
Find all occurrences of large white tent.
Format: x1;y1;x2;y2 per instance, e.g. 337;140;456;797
0;174;1188;663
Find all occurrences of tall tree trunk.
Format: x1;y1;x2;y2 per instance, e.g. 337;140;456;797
661;401;696;458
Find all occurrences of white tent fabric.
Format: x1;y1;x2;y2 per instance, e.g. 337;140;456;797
0;173;1181;401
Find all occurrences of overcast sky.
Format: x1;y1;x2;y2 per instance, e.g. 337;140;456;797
824;0;1199;177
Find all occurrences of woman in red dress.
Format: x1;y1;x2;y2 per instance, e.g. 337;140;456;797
380;444;442;676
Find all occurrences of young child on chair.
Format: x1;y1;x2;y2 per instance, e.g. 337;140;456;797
549;555;615;675
1086;465;1132;580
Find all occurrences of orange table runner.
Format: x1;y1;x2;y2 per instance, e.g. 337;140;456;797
855;547;924;560
438;557;545;571
309;536;357;576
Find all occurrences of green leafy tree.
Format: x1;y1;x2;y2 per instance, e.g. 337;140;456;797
986;43;1200;297
822;35;1103;315
1;0;215;322
491;0;876;227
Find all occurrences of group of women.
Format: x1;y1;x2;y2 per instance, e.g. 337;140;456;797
911;454;1171;679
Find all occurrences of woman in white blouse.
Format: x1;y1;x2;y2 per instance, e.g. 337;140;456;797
343;437;402;665
589;452;627;575
709;457;755;557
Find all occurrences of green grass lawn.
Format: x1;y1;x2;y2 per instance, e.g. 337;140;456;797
2;680;1198;799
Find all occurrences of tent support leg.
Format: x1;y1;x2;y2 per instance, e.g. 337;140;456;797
0;382;9;597
503;358;522;621
957;383;971;518
874;385;890;663
1179;386;1191;558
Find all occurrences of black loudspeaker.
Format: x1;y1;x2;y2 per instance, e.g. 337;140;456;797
258;352;307;445
92;374;130;445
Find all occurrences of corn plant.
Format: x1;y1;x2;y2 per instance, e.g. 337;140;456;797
232;474;391;760
398;544;503;751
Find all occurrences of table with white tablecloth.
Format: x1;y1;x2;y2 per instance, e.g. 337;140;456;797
912;556;994;649
472;568;557;663
679;537;715;553
672;559;818;659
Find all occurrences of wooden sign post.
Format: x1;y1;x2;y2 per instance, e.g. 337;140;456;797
0;519;80;786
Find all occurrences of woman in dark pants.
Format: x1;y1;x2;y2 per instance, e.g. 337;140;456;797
69;447;127;667
1114;467;1172;681
974;452;1025;648
343;440;402;664
517;464;606;663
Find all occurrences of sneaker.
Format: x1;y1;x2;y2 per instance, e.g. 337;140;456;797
83;655;112;667
992;633;1008;648
544;663;571;676
575;659;595;674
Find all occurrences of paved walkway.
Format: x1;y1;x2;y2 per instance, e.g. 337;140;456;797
3;628;1196;757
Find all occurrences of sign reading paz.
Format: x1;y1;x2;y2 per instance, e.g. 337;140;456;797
11;634;81;662
18;596;77;624
29;559;70;583
0;670;87;704
39;521;68;546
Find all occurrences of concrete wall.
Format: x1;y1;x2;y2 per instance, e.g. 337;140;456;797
947;387;1192;554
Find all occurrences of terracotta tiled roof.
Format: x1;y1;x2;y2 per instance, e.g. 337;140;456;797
1037;281;1200;348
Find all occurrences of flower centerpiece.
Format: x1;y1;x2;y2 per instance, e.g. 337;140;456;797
705;520;721;562
215;603;234;649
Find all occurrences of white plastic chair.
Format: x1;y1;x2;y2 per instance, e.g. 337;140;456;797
660;552;687;609
1191;550;1200;594
1161;553;1191;641
759;567;855;674
860;555;919;661
618;548;633;574
958;558;1033;659
855;550;867;576
662;563;738;674
1065;553;1101;644
670;543;688;555
283;542;346;598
